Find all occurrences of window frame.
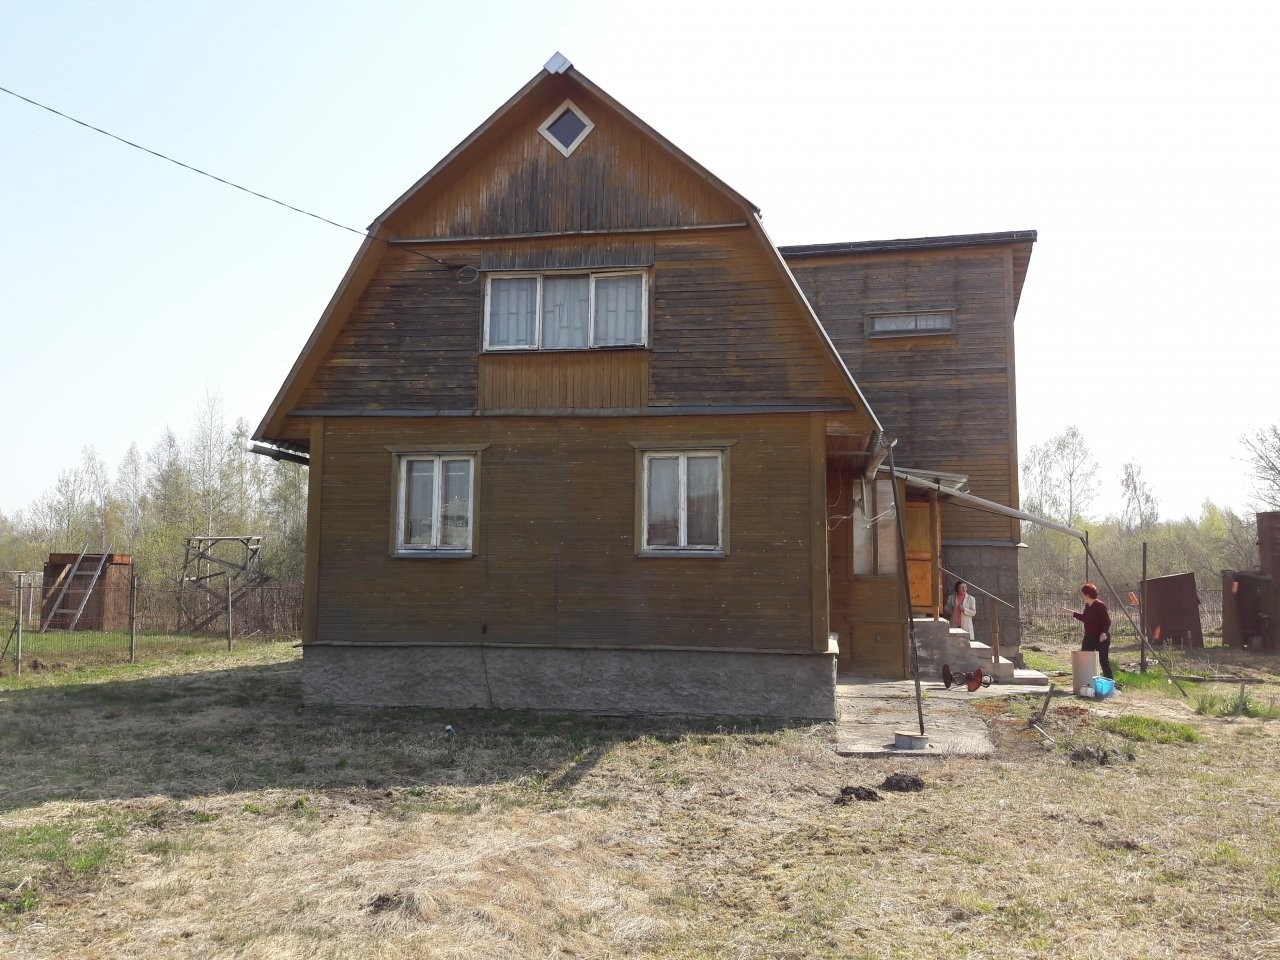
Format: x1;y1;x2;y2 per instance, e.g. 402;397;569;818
635;447;730;557
866;310;954;339
388;448;483;558
483;270;649;352
537;99;595;157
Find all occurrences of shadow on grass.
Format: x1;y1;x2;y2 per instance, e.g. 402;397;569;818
0;658;809;813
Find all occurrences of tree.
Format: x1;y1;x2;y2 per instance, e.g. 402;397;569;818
1119;462;1159;533
1242;424;1280;509
1021;426;1099;525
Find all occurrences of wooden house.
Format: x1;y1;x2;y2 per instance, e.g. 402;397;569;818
253;56;1034;717
783;233;1035;668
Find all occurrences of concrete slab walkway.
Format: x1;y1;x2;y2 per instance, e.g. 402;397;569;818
835;675;1053;757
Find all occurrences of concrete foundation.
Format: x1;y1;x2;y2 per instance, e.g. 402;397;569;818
941;541;1022;662
303;644;839;720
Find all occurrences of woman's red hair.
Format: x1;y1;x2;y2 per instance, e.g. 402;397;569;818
1081;583;1099;599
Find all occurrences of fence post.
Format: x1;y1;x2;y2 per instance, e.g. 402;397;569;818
1140;541;1148;674
15;573;23;677
226;574;233;652
129;574;138;664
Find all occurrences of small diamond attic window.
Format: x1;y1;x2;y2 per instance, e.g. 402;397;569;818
538;99;594;157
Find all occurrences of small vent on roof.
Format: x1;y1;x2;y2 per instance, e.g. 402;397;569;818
538;99;594;157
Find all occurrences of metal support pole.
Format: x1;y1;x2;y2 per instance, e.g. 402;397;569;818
1083;530;1090;585
226;573;234;652
129;574;137;664
885;441;925;737
15;574;23;677
1140;542;1148;674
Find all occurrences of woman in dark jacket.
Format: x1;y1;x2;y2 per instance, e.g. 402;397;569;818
1062;582;1113;680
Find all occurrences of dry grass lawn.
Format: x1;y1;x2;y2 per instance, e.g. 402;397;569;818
1;636;1278;959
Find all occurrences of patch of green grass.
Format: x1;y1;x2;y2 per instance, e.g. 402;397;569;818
1196;690;1280;720
1097;714;1199;744
1209;840;1242;866
1113;669;1182;694
1021;650;1064;673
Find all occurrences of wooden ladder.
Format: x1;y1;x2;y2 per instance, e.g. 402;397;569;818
39;547;111;633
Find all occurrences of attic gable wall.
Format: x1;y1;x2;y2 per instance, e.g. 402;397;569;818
388;76;743;238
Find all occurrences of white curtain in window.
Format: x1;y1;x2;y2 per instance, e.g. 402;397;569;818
488;277;538;347
646;456;680;547
685;455;720;547
542;276;589;349
404;460;435;546
440;459;472;548
593;275;644;346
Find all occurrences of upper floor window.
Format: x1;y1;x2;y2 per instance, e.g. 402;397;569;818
485;271;647;351
868;311;954;338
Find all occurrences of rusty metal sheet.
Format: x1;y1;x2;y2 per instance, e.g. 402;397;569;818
1141;571;1204;649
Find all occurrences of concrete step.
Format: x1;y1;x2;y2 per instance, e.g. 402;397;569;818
1010;668;1051;687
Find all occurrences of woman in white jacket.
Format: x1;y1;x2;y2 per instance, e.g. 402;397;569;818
947;581;977;639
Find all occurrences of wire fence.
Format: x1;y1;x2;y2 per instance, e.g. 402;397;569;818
1020;585;1224;639
2;572;302;673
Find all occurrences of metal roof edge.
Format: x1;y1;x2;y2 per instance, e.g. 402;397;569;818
779;230;1038;258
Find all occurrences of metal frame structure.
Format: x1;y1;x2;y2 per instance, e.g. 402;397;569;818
177;536;269;633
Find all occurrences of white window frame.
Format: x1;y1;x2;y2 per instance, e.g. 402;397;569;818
537;99;595;157
867;311;954;338
640;450;725;555
393;453;476;556
483;270;649;351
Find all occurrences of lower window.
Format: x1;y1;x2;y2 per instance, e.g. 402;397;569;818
396;455;475;554
642;451;724;552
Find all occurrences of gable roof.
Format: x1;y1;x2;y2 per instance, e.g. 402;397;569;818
254;55;879;446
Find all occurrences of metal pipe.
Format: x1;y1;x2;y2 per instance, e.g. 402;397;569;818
1140;542;1148;673
885;441;925;737
246;442;310;466
892;472;1085;540
15;574;22;676
129;574;137;664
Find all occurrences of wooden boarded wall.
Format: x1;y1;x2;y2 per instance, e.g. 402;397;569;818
789;246;1021;542
388;76;743;239
315;413;820;652
295;227;854;416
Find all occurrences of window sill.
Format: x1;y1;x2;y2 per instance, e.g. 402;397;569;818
482;344;649;354
637;549;726;559
391;549;475;559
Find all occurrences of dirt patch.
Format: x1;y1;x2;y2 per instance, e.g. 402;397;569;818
835;786;881;803
879;772;924;792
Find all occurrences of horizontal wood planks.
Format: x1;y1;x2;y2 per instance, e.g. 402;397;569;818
650;230;854;408
479;350;647;410
290;227;859;417
315;414;821;652
789;246;1022;542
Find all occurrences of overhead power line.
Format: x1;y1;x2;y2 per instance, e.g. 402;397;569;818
0;83;461;272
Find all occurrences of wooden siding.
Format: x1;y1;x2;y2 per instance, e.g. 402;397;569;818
789;246;1022;541
292;227;859;416
389;77;742;239
478;350;648;410
296;248;483;412
314;414;822;651
650;230;854;408
827;466;907;675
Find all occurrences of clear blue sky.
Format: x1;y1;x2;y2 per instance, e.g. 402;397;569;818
2;0;1277;521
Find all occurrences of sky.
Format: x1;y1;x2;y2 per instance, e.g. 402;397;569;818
1;0;1277;522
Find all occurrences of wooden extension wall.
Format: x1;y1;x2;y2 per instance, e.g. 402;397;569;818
789;246;1024;542
313;413;825;653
